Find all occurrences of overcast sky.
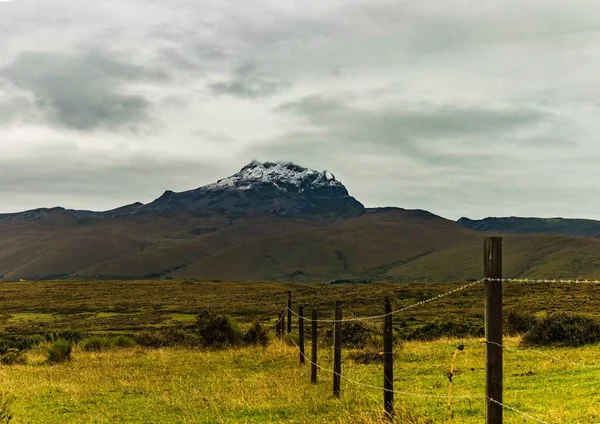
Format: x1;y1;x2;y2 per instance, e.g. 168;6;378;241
1;0;600;220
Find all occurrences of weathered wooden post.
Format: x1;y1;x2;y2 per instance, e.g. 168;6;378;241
333;301;342;398
311;309;318;384
383;297;394;419
299;305;305;364
287;291;292;334
281;309;286;337
484;237;503;424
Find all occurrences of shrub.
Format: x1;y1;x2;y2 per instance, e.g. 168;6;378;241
523;313;600;346
196;311;241;348
134;332;168;348
0;336;44;355
0;349;26;366
406;319;484;341
505;310;538;336
48;339;72;363
242;322;269;346
114;335;135;348
82;336;111;352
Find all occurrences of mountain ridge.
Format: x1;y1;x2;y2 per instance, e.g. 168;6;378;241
3;161;600;282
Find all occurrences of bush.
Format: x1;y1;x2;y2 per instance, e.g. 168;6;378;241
505;310;538;336
48;339;72;363
134;332;168;348
114;335;135;348
406;319;484;341
82;336;111;352
0;335;44;355
523;313;600;346
196;311;241;348
242;322;269;346
0;349;26;366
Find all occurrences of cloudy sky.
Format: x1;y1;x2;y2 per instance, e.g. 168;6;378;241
1;0;599;220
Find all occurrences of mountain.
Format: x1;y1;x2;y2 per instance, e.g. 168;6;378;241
3;161;600;282
457;217;600;238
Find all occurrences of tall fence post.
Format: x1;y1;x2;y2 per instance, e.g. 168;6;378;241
333;301;342;398
311;309;318;384
281;309;286;338
383;297;394;419
484;237;503;424
299;305;305;364
287;291;292;334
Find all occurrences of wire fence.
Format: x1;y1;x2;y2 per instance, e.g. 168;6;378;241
271;245;600;423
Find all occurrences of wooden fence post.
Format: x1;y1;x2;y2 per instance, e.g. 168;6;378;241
299;305;305;364
484;237;503;424
311;309;318;384
333;301;342;398
287;291;292;334
384;297;394;419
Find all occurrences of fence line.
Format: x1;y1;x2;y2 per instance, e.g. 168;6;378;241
273;236;600;423
287;333;550;423
286;336;476;399
287;279;484;323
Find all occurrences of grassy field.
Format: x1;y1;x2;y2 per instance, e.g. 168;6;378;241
1;279;600;335
0;279;600;423
0;338;599;423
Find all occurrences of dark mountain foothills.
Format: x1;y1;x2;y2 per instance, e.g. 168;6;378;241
457;216;600;238
2;161;600;282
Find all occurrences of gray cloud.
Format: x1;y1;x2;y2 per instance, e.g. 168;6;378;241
209;62;286;99
1;50;164;131
1;0;600;220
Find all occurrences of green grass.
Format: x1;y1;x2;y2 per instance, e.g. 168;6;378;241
1;279;600;422
0;339;598;423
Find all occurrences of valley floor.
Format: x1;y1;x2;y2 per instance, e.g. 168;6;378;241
0;338;599;423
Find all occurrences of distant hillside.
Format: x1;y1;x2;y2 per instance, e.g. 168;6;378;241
3;161;600;282
457;217;600;238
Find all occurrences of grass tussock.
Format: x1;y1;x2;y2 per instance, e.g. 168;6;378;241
47;339;72;364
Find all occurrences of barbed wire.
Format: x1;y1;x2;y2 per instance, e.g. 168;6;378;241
287;279;484;323
285;336;476;399
486;397;549;424
487;278;600;284
286;337;549;422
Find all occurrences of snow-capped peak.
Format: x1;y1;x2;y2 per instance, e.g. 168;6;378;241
204;161;344;192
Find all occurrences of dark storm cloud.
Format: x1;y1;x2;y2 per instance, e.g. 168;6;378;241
0;50;165;131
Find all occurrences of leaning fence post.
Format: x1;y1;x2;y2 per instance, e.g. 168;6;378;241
384;297;394;419
299;305;305;364
311;309;318;384
287;291;292;334
333;301;342;398
484;237;503;424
